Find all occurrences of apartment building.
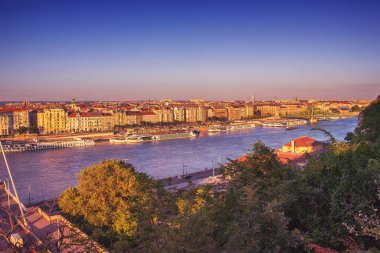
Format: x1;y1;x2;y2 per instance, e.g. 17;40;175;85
196;106;207;122
113;110;128;126
184;106;198;123
141;111;159;123
126;111;143;125
161;107;174;123
68;112;115;132
173;107;185;122
245;104;254;118
36;107;68;134
0;108;30;133
227;106;242;121
213;106;228;119
12;109;30;130
256;104;280;116
278;104;307;116
206;107;214;118
0;112;13;136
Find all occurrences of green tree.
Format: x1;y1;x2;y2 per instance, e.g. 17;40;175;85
290;101;380;250
28;125;39;134
59;160;167;250
350;105;362;112
356;96;380;143
17;126;28;134
219;143;303;252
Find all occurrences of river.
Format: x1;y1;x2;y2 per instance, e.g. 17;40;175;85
0;117;357;203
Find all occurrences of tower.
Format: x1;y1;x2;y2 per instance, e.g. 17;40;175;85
71;97;77;111
251;94;255;103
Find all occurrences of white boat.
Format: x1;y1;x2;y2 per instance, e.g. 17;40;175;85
262;122;285;127
208;128;221;133
152;131;197;141
110;135;149;143
261;122;273;127
2;138;95;152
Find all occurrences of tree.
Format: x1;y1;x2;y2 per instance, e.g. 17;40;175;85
290;99;380;250
17;126;28;135
350;105;362;112
28;125;39;134
356;96;380;143
59;160;167;250
219;142;304;252
144;186;219;253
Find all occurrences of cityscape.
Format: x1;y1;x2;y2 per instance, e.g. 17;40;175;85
0;97;370;137
1;1;380;253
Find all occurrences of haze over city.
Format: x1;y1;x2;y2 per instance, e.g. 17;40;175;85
1;0;380;101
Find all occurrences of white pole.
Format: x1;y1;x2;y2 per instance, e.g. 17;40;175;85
0;141;28;226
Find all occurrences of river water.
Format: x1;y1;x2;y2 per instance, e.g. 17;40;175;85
0;117;357;203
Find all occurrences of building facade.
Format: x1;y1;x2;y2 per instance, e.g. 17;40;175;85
0;112;13;136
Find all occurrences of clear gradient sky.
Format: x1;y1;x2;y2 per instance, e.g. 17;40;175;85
1;0;379;101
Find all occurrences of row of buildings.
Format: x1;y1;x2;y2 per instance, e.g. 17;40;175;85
0;99;369;136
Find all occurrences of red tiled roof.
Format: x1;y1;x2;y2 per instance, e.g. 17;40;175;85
275;149;305;164
69;112;104;117
82;112;102;117
237;155;247;162
141;111;156;116
283;136;320;148
126;111;142;116
0;107;31;112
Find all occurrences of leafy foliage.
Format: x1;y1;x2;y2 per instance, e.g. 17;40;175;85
59;160;168;250
356;96;380;143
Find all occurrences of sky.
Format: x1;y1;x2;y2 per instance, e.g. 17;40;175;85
0;0;379;101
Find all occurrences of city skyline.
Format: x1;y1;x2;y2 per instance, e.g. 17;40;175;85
1;0;380;101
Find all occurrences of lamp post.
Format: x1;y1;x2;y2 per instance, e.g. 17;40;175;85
212;160;214;177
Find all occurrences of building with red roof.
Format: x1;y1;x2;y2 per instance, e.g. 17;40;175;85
125;111;143;125
281;136;323;154
0;111;13;136
236;136;324;169
141;111;159;123
67;111;114;132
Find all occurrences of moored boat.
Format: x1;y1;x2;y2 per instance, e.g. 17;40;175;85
208;128;221;133
152;131;198;141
